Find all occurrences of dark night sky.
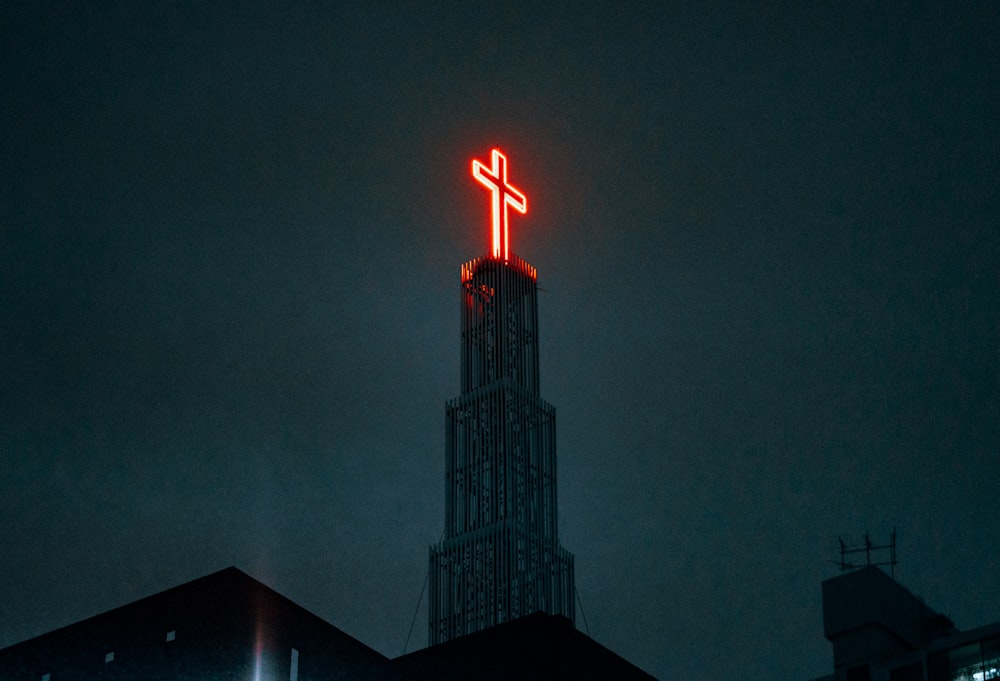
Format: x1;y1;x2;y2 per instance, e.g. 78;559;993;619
2;3;998;680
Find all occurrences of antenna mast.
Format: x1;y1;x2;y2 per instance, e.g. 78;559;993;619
836;528;898;578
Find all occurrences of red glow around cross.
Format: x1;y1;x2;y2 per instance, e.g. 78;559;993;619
471;148;527;261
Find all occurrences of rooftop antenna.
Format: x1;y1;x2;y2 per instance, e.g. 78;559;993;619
836;527;898;578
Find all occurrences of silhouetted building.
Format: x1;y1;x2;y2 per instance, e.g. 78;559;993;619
396;610;654;681
817;565;1000;681
0;567;655;681
428;255;575;644
0;567;390;681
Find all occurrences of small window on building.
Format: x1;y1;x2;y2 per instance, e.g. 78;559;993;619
104;651;114;663
948;642;986;681
983;635;1000;681
166;629;176;642
290;647;299;681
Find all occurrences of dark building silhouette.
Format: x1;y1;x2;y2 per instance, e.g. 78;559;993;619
815;565;1000;681
428;254;575;644
0;567;390;681
0;568;655;680
397;609;653;681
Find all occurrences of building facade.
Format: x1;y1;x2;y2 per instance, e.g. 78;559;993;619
819;565;1000;681
428;254;575;644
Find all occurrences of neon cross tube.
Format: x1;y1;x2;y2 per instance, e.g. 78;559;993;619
471;148;527;261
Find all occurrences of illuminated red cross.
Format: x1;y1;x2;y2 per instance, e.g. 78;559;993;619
471;148;527;261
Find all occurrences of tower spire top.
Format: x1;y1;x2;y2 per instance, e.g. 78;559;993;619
471;148;527;261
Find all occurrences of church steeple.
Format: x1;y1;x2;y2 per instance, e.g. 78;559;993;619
428;149;575;644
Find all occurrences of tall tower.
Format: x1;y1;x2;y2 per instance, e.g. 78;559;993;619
428;149;575;644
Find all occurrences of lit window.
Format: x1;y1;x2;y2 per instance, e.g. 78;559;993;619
969;667;1000;681
166;629;176;642
104;651;114;663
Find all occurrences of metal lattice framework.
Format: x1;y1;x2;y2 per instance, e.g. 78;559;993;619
429;255;575;644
